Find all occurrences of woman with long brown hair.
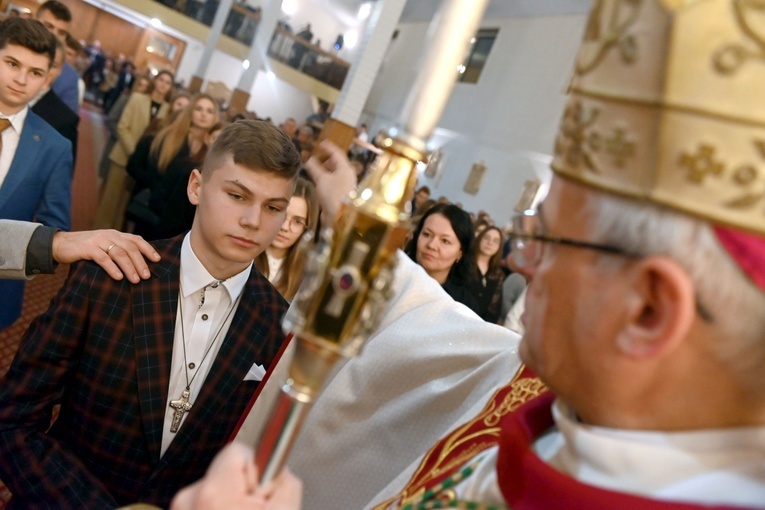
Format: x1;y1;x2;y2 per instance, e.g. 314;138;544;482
467;225;505;323
126;93;219;239
255;178;319;301
144;91;191;136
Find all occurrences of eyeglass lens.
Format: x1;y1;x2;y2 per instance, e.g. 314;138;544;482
288;217;307;231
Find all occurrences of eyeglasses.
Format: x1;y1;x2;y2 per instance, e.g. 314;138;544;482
285;216;308;233
509;232;631;268
507;210;631;269
508;209;714;323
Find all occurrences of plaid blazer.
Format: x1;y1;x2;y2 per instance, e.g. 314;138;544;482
0;235;289;509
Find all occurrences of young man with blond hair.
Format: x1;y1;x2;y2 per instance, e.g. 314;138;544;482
0;120;301;508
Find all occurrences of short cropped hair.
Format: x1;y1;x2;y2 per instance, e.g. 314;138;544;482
203;120;301;180
37;0;72;22
0;18;56;65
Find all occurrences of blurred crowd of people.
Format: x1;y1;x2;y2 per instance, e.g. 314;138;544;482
0;0;527;331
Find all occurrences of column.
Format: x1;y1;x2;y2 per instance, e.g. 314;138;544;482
229;0;282;113
188;0;235;94
318;0;407;151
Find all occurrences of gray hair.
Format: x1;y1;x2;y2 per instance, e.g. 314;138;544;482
587;192;765;385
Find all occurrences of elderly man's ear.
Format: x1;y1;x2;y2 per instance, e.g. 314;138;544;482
616;256;696;359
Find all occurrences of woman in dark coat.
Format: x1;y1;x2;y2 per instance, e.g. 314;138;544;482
404;203;480;313
126;93;219;239
467;226;505;323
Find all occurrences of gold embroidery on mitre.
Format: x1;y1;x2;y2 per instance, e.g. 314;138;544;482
722;141;765;211
554;100;638;174
605;127;636;167
713;0;765;74
552;0;765;235
577;0;644;75
679;144;726;184
676;139;765;214
554;101;601;172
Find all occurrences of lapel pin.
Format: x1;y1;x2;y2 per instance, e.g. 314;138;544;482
33;135;40;142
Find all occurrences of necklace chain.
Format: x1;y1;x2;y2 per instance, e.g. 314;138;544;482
178;280;239;392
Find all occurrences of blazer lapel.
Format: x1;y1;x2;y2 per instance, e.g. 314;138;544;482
133;238;183;463
0;116;43;204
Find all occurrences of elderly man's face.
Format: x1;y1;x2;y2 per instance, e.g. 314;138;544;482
518;176;627;412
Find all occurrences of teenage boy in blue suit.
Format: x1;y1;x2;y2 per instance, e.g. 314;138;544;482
0;17;73;330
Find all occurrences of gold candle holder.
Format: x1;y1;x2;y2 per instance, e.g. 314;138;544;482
254;137;425;483
253;0;491;486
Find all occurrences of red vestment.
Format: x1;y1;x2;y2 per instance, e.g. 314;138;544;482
377;366;761;509
497;392;757;509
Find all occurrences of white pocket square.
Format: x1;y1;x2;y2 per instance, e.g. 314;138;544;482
244;363;267;382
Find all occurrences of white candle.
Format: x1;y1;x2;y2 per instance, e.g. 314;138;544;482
396;0;491;151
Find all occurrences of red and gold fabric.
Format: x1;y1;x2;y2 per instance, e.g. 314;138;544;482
496;393;759;510
375;365;545;509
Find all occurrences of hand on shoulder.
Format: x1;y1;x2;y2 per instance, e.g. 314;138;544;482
52;229;160;283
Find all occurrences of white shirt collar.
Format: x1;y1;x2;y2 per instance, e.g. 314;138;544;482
180;234;251;303
0;106;29;134
537;399;765;505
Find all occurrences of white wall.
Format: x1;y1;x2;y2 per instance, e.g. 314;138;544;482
174;39;205;86
362;13;589;224
175;42;313;122
173;0;364;121
176;41;242;91
247;71;315;123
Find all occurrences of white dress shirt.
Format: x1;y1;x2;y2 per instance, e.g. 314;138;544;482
160;234;251;457
0;106;28;190
265;251;284;283
453;399;765;507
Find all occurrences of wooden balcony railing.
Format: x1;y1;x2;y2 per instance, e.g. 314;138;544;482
267;25;350;90
148;3;350;90
153;0;260;45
